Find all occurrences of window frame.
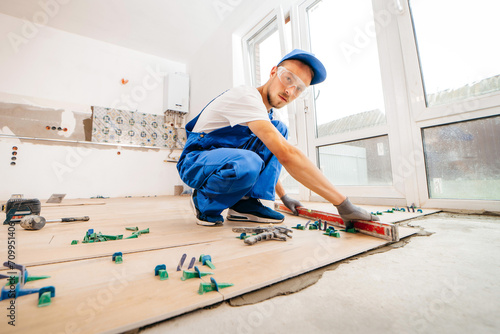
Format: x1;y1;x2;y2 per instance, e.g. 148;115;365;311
395;0;500;210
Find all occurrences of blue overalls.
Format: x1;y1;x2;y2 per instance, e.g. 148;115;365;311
177;92;288;218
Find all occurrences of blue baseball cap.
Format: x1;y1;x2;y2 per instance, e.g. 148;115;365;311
277;49;327;85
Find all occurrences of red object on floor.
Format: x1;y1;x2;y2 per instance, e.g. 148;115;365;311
275;203;399;242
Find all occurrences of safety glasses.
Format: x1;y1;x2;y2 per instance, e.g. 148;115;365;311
277;66;309;98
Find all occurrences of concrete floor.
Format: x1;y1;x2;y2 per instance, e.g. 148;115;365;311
139;212;500;334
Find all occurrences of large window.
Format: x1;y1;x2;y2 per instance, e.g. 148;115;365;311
307;0;387;137
318;136;393;186
410;0;500;106
241;0;500;210
422;116;500;200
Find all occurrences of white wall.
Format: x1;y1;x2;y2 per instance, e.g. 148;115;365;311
0;13;186;200
0;12;186;113
187;26;234;120
0;137;179;200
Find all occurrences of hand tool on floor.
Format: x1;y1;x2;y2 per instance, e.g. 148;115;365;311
232;225;293;245
2;198;41;225
275;203;400;242
20;215;90;230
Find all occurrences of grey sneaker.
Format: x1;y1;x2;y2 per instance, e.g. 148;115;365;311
190;190;223;226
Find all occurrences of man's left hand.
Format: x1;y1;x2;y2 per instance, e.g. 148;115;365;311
335;197;379;229
280;194;303;215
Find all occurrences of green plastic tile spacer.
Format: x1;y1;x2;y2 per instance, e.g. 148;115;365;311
125;227;139;231
38;291;52;307
198;277;234;295
235;233;257;239
181;266;213;281
199;254;216;270
305;220;321;230
37;286;55;308
102;234;123;240
125;234;138;239
342;227;357;233
112;252;123;264
323;228;340;238
291;224;305;230
154;264;168;280
138;228;150;234
6;275;51;286
71;240;78;245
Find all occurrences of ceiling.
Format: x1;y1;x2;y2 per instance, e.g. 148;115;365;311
0;0;267;63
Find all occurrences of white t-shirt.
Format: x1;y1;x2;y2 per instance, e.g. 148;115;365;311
192;86;271;133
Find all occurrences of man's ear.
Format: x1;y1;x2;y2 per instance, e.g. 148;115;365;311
270;66;279;78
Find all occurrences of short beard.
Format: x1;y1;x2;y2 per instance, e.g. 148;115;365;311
267;91;280;109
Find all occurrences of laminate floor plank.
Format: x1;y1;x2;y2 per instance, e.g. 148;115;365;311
0;197;419;333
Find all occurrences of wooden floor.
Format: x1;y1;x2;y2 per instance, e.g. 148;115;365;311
0;196;420;334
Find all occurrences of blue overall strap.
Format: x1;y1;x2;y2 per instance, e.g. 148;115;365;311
268;109;274;120
185;90;229;133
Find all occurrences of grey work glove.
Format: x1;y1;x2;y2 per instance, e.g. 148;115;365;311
335;197;379;229
280;194;303;215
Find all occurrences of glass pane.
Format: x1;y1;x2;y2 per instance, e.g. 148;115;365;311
410;0;500;106
247;19;279;87
422;116;500;200
318;136;393;186
279;169;300;195
307;0;387;137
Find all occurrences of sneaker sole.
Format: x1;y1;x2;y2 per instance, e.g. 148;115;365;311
190;193;223;227
226;209;284;224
